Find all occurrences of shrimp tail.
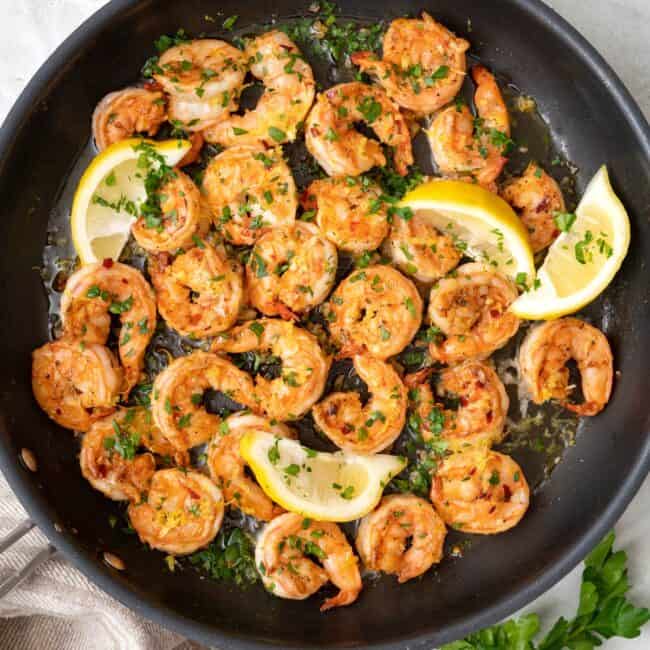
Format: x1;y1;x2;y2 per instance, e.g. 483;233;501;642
561;400;602;417
349;51;378;67
320;590;358;612
272;302;300;322
299;188;318;210
470;64;491;86
178;132;205;167
404;367;434;388
335;343;366;360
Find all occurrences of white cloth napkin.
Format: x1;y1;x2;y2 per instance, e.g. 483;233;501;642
0;1;648;649
0;473;203;649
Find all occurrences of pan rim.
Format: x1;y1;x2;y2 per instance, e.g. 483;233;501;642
0;0;649;647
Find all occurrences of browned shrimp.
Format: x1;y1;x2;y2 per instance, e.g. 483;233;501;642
128;468;224;554
301;176;390;253
80;409;155;501
501;162;566;252
246;222;337;319
326;265;423;360
212;319;330;421
351;13;469;115
154;39;247;131
31;340;122;431
427;263;520;364
356;494;447;582
305;82;413;176
120;406;189;466
255;513;362;611
204;31;315;147
60;261;156;396
207;413;295;521
202;144;297;246
519;318;613;416
405;360;509;451
131;169;210;253
430;450;529;534
384;208;462;283
149;243;244;338
92;87;167;151
151;351;258;451
312;355;407;454
427;66;511;188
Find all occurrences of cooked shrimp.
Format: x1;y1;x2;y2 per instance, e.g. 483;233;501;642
519;318;613;416
430;450;529;534
326;265;422;360
149;244;244;337
405;360;509;451
60;262;156;396
301;176;390;253
131;169;210;253
255;512;362;611
351;13;469;115
204;31;315;146
31;340;122;431
383;209;462;283
92;87;167;151
312;355;407;454
154;39;247;131
207;413;295;521
212;319;330;421
128;468;224;554
152;351;258;451
246;222;338;319
80;409;155;501
356;494;446;582
501;162;566;252
121;406;189;466
202;145;297;246
427;263;520;364
427;65;511;188
305;82;413;177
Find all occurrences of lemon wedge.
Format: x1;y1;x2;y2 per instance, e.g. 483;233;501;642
511;166;630;319
400;179;535;282
240;431;406;522
71;138;191;264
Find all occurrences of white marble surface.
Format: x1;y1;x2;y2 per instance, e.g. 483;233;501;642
0;1;648;648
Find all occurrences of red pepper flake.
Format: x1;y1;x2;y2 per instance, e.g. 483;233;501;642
143;79;163;92
102;258;114;269
178;132;204;167
535;196;551;213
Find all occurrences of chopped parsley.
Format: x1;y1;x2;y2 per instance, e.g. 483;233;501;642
188;527;258;586
554;211;577;233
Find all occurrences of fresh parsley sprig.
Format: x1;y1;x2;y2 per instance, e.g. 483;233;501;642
442;531;649;650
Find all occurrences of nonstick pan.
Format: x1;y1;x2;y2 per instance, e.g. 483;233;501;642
0;0;649;647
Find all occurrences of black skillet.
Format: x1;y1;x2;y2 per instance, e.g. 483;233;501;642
0;0;649;647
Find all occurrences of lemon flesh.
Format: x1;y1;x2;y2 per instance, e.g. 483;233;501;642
71;138;191;264
511;165;630;319
240;431;406;522
400;179;535;282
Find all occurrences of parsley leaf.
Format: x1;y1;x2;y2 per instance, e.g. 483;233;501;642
188;526;258;586
554;211;577;233
442;531;650;650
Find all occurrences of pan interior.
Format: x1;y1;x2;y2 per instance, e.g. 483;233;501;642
0;1;648;647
